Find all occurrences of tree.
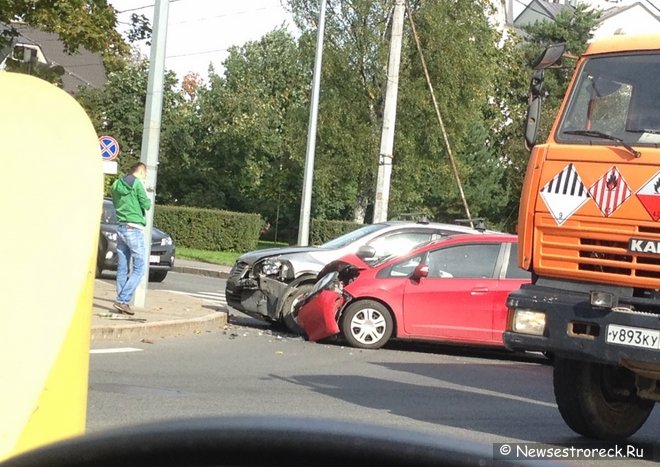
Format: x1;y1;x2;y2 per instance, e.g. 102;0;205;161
0;0;149;75
521;4;601;142
387;0;511;223
1;0;120;52
76;58;187;196
488;4;601;229
74;0;601;241
287;0;392;223
192;28;310;239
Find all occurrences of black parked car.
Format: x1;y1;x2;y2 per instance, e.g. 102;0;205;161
98;199;175;282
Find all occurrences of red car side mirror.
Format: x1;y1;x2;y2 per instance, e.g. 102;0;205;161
412;264;429;280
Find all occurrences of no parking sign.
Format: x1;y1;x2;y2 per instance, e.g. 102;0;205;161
99;135;119;174
99;135;120;160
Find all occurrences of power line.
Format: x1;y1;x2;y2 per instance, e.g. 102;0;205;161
171;5;280;25
117;0;183;14
166;46;230;59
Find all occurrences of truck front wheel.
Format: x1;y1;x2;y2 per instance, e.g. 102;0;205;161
553;357;654;440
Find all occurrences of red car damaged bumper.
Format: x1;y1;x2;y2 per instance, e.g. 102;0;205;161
298;290;346;342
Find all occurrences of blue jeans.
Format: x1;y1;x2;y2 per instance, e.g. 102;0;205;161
116;225;147;304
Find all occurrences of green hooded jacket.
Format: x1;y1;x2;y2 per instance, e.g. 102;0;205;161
111;175;152;226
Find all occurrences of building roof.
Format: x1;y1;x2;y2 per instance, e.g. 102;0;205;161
514;0;576;28
4;22;106;93
600;0;660;20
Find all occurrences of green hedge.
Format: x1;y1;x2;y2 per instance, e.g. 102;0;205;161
310;219;364;245
155;205;262;252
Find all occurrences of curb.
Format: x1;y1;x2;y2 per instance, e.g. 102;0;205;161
172;265;230;279
91;311;228;341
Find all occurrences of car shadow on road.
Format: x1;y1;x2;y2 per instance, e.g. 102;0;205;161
274;367;660;448
316;337;549;365
275;370;563;441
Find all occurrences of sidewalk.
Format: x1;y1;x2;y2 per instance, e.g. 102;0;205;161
92;259;231;341
172;258;232;279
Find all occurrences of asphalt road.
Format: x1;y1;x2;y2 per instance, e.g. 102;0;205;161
91;272;660;464
87;329;660;464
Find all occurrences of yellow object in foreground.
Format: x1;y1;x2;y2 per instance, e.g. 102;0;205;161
0;73;103;461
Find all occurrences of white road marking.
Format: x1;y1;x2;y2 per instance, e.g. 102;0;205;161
163;290;227;307
191;291;225;299
90;347;144;354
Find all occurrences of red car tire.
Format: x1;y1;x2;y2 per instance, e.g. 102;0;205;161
341;300;393;349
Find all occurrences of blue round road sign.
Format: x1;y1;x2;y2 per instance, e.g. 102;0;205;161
99;136;120;160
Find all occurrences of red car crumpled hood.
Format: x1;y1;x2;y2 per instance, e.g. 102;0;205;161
316;254;369;279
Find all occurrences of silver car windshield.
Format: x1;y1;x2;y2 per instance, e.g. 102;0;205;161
320;224;388;249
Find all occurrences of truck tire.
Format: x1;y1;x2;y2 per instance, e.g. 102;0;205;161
553;357;654;440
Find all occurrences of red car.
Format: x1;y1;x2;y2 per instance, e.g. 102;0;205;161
297;234;530;349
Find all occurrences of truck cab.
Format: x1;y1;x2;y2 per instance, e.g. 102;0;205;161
504;34;660;440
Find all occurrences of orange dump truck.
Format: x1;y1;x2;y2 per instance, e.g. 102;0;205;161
504;34;660;440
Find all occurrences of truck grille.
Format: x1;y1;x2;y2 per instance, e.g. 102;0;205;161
536;214;660;288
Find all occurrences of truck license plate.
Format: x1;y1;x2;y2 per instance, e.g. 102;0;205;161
149;255;160;264
606;324;660;350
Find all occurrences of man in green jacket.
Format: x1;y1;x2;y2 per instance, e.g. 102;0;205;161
111;162;151;315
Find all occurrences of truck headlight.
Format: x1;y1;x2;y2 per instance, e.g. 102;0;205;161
590;290;617;309
512;309;546;336
259;258;282;276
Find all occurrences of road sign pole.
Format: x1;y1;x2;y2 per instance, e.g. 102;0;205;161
133;0;169;309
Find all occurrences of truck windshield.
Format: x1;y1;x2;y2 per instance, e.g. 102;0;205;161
557;52;660;147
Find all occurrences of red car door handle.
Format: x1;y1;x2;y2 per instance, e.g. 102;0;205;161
470;287;489;295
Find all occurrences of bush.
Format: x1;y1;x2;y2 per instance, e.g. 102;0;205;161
310;219;364;245
155;205;262;252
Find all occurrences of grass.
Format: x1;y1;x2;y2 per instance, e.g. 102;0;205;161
177;240;288;266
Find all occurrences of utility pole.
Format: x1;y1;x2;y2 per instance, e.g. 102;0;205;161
133;0;169;308
373;0;405;223
297;0;327;246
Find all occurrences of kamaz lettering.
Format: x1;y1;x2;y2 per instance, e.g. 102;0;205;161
628;238;660;255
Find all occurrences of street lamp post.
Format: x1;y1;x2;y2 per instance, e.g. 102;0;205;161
133;0;170;308
297;0;327;246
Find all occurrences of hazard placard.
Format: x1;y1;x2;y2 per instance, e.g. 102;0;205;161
540;163;591;225
636;170;660;221
588;166;631;217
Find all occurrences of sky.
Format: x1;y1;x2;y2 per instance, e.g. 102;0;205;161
108;0;296;81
